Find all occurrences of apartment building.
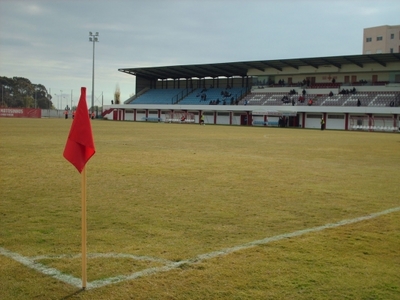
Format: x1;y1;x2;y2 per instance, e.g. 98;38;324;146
363;25;400;54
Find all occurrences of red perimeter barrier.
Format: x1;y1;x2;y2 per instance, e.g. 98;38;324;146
0;108;41;118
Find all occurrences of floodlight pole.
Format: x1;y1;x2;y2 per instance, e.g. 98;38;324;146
54;94;59;110
89;32;99;115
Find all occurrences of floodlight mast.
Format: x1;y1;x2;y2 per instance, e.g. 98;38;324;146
89;32;99;115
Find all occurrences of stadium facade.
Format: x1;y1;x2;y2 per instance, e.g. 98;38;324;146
103;53;400;132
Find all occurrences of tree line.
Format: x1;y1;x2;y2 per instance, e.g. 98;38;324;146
0;76;53;109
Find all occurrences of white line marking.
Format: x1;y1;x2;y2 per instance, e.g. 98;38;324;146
193;206;400;261
30;253;173;264
0;247;82;288
1;206;399;290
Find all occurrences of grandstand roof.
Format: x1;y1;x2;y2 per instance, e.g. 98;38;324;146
118;53;400;80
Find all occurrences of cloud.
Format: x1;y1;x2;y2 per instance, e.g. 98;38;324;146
23;3;48;15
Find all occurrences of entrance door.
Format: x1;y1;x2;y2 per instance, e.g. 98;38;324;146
289;116;299;127
306;77;316;85
240;114;248;125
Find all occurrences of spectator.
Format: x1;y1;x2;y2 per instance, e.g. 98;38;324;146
357;99;361;107
200;114;205;125
282;97;290;104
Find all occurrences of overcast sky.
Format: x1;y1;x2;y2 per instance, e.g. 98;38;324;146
0;0;399;109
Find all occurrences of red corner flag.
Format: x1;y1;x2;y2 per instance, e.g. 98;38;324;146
63;87;95;173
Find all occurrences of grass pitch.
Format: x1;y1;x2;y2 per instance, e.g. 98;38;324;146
0;118;399;299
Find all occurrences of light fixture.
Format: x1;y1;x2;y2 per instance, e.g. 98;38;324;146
89;31;99;115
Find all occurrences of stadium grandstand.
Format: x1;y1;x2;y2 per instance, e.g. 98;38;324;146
102;53;400;132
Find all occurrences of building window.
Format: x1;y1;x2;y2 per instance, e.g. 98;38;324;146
366;37;372;42
377;36;383;41
327;115;344;119
390;48;394;53
391;33;394;39
307;114;322;119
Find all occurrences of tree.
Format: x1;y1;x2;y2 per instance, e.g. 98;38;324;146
13;77;34;107
114;84;121;104
0;76;53;108
0;76;13;107
34;84;52;109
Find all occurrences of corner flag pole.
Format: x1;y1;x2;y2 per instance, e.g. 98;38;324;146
81;166;87;289
63;87;95;290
